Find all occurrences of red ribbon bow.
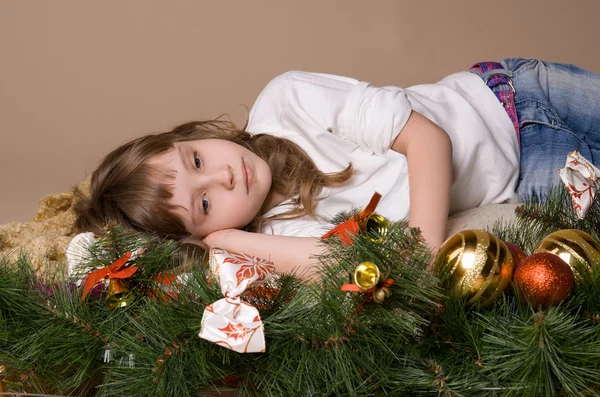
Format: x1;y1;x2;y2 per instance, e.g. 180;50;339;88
321;192;382;246
340;278;394;293
341;278;395;313
81;251;138;301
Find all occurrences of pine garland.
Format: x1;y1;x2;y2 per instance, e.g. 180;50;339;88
0;188;600;396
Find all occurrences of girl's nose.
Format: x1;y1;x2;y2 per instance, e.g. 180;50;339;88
210;165;234;190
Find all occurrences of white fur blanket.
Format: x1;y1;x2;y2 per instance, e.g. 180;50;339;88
446;203;518;237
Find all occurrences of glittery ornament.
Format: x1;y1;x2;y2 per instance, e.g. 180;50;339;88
435;230;514;307
534;229;600;282
513;253;575;309
504;241;527;269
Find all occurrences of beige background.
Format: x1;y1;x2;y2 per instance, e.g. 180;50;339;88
1;0;599;224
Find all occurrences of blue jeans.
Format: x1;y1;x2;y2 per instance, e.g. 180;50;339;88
499;58;600;201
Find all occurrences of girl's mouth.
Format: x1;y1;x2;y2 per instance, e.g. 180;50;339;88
242;158;253;193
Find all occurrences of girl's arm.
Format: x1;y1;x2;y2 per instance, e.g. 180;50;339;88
391;110;453;253
203;228;322;276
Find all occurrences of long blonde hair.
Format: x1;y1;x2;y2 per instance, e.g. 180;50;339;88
74;118;352;242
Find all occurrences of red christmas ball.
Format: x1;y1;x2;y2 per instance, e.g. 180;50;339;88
513;253;575;309
504;241;527;269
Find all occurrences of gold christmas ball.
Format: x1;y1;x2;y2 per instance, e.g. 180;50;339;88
513;252;575;309
534;229;600;281
353;262;381;291
435;230;514;307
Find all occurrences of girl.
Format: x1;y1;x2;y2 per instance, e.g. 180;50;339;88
73;58;600;275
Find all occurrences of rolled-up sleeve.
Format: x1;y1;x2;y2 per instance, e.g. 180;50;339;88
280;71;413;155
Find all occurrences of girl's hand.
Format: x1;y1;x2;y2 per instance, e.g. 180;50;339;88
202;228;235;249
202;228;322;275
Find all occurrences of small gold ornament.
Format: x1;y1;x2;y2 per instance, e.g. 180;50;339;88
358;213;389;244
435;230;514;307
353;262;381;291
342;262;394;309
106;279;135;309
372;286;392;303
534;229;600;281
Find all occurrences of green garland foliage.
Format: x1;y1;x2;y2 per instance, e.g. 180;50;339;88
1;188;599;396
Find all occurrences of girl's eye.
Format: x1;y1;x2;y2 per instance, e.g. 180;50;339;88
194;152;202;169
202;194;209;214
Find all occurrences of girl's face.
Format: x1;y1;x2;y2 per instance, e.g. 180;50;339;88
149;139;273;237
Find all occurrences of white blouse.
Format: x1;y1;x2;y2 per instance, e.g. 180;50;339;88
247;70;519;238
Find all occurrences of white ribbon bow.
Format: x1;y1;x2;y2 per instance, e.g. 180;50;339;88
199;248;275;353
558;150;600;219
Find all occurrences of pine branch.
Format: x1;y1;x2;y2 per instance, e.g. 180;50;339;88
479;304;600;396
2;189;600;396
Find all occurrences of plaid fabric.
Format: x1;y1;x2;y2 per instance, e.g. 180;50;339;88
469;61;520;144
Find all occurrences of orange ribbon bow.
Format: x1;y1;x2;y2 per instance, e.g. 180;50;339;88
321;192;382;246
81;251;139;302
341;278;395;313
340;278;394;293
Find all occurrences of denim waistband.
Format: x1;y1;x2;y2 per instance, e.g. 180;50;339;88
468;61;520;144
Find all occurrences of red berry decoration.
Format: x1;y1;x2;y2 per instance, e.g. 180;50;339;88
504;241;527;269
513;253;575;309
